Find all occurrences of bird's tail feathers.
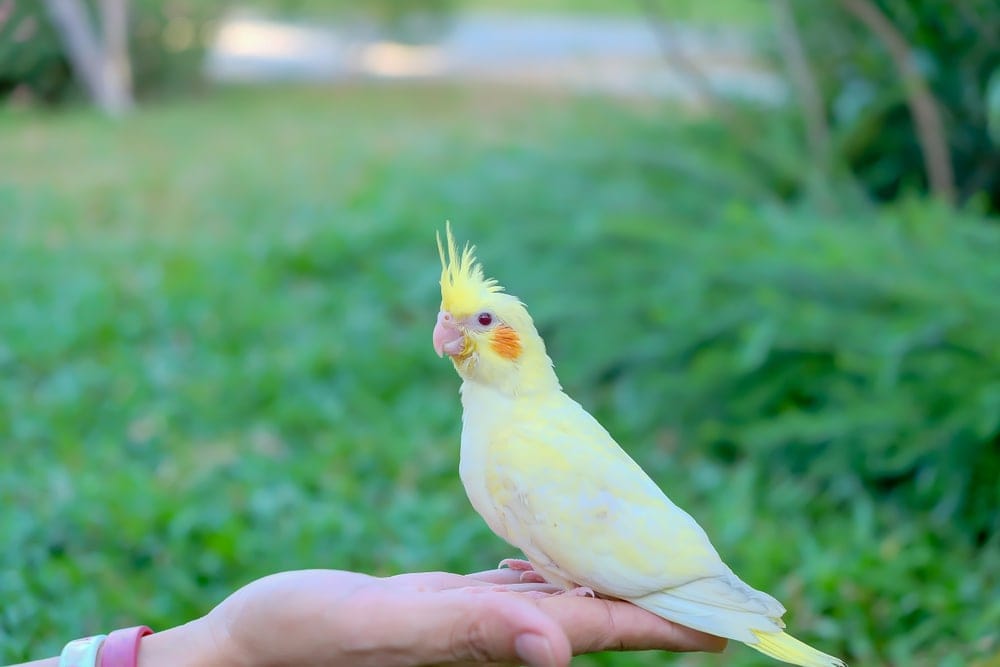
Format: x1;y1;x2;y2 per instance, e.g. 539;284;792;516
631;590;782;643
632;589;845;667
748;630;846;667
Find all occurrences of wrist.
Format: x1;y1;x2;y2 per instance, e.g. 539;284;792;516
137;619;234;667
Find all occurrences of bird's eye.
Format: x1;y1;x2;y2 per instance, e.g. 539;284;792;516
477;312;493;326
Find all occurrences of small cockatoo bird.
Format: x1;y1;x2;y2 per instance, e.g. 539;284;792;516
431;225;845;667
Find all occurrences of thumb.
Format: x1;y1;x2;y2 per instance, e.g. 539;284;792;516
425;591;572;667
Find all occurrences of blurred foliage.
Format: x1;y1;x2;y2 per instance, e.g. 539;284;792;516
126;0;221;98
548;201;1000;544
787;0;1000;211
0;0;764;104
1;86;999;667
0;0;485;101
0;0;73;104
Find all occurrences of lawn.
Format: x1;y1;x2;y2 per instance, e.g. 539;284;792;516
1;85;998;666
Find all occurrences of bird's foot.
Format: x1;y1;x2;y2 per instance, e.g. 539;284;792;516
498;558;548;583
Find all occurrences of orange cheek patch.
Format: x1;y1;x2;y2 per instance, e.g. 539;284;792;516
490;325;522;360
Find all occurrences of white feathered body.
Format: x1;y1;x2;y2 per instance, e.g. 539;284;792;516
459;380;788;644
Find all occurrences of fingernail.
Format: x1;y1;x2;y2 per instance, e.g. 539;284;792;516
515;633;555;667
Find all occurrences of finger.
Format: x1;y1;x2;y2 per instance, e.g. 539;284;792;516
391;588;573;667
536;596;728;654
479;583;562;595
387;570;543;591
466;568;525;585
388;568;546;589
385;570;559;597
387;571;493;590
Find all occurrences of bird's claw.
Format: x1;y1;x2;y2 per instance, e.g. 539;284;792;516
498;558;535;571
498;558;548;583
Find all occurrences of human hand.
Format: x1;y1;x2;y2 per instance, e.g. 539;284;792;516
161;567;725;667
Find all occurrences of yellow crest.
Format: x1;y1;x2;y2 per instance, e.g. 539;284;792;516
437;222;504;316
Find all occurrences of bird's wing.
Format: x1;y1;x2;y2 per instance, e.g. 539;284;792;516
485;392;731;599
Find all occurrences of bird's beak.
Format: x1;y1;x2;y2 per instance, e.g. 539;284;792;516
433;311;466;358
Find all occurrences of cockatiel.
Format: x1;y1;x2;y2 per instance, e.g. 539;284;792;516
431;225;845;667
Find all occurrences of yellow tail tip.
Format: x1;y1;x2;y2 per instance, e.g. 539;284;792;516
748;630;846;667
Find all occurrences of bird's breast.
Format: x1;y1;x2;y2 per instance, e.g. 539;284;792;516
458;381;515;542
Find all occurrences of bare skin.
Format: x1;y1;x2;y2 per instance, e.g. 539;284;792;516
13;568;725;667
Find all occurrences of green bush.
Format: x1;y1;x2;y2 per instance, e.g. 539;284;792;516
0;1;73;103
0;87;997;666
526;201;1000;542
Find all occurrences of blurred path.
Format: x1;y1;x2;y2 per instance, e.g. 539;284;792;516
205;11;784;104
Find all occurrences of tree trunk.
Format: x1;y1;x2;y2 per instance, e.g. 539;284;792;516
98;0;133;113
43;0;133;115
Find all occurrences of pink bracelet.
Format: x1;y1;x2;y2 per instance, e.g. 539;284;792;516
99;626;153;667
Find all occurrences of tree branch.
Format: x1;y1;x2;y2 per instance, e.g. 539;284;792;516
637;0;836;207
839;0;955;204
769;0;829;165
636;0;725;110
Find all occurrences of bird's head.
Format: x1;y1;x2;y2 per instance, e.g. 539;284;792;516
432;224;558;396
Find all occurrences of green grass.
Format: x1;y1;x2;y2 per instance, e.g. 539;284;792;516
1;85;998;667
